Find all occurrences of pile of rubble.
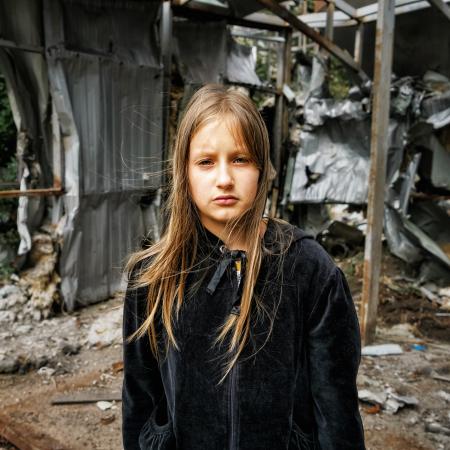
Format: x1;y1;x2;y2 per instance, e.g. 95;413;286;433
0;226;60;324
0;294;123;374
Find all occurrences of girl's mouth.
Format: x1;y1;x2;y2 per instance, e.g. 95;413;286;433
214;196;238;205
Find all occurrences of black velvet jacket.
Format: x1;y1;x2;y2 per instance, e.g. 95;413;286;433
122;218;365;450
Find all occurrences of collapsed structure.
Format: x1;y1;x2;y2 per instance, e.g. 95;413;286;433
0;0;449;336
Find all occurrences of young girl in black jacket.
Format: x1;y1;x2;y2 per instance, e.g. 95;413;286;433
122;84;365;450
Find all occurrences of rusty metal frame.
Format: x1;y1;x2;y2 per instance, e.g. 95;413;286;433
0;188;63;198
300;0;450;26
360;0;396;345
0;38;44;54
255;0;369;80
172;0;288;31
427;0;450;19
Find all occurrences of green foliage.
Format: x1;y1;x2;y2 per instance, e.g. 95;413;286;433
327;57;351;100
0;75;16;166
0;74;19;276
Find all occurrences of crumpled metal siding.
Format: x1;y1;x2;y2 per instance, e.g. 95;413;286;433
56;56;163;308
41;0;163;310
172;20;261;87
290;118;406;204
0;0;50;256
226;36;261;86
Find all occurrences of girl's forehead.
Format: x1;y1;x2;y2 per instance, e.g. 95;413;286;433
191;113;246;146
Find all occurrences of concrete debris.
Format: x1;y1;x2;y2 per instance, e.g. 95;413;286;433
362;344;404;356
358;388;418;414
38;366;56;377
436;391;450;402
96;401;113;411
0;230;60;324
425;422;450;436
87;308;123;348
380;323;418;340
0;316;84;374
358;389;387;406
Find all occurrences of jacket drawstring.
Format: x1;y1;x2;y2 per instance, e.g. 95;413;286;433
206;246;247;316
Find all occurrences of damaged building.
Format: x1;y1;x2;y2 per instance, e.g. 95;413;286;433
0;0;449;346
1;1;450;449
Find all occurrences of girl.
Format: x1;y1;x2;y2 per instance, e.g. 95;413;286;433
122;84;365;450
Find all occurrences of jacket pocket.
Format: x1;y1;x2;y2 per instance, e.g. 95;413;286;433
138;402;176;450
289;422;316;450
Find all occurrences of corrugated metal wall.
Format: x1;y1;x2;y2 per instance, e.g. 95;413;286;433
49;0;163;309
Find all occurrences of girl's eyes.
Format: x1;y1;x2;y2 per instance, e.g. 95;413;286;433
234;157;249;164
197;157;250;166
198;159;213;166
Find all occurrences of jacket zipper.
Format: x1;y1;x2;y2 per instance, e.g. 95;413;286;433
228;258;241;450
229;360;239;450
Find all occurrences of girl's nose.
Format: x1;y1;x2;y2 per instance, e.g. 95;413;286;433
216;163;234;188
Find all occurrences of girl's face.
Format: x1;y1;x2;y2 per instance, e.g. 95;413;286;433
188;117;260;238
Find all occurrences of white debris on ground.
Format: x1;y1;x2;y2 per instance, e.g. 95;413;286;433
0;295;124;374
87;307;123;348
358;325;450;449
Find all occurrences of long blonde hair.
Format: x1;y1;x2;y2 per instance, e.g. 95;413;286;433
125;84;274;381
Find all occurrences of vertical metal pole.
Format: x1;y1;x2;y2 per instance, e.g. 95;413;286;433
160;0;173;232
325;0;335;42
301;0;308;52
271;28;291;218
360;0;395;345
161;0;172;163
354;22;364;67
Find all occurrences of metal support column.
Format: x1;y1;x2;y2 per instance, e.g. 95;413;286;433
161;0;173;163
354;22;364;66
325;0;335;41
360;0;396;345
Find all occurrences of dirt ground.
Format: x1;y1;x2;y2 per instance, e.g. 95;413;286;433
1;250;450;450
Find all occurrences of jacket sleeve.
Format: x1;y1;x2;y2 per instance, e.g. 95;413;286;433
122;267;165;450
307;266;365;450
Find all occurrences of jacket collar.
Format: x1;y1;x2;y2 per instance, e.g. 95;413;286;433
196;216;312;259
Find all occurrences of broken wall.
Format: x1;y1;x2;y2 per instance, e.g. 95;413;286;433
1;0;164;310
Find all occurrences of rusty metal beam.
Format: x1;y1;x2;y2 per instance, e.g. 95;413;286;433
427;0;450;19
172;1;288;31
0;413;69;450
0;188;63;198
334;0;357;18
255;0;368;80
360;0;396;345
0;38;44;54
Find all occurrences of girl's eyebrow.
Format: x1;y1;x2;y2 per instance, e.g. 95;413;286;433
192;147;250;156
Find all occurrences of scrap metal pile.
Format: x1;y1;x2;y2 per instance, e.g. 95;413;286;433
282;53;450;291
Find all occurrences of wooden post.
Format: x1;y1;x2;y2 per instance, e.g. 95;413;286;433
360;0;395;345
271;28;292;218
